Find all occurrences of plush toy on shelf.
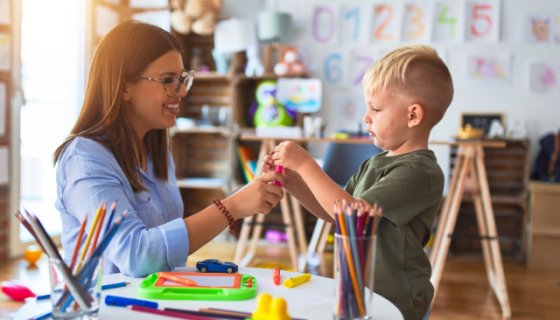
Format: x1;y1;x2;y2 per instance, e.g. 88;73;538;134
274;47;308;77
253;81;294;128
170;0;222;36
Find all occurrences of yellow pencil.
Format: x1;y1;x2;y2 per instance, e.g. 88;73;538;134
75;200;104;274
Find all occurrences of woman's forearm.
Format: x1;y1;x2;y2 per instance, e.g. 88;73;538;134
183;200;232;255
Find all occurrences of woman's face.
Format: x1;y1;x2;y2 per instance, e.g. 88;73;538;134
124;50;187;138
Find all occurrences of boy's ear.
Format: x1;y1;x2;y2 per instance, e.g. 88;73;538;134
407;103;425;128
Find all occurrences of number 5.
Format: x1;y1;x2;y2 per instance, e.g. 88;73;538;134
470;4;492;37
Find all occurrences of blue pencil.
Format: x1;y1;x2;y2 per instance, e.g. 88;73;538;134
104;200;118;234
345;206;364;315
33;311;51;320
36;282;130;300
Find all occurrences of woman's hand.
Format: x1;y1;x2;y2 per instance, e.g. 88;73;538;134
263;151;303;194
224;170;286;220
272;141;314;173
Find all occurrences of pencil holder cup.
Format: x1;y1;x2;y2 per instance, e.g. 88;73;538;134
48;257;103;319
333;234;376;320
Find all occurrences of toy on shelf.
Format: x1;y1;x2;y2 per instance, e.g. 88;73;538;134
253;81;294;128
170;0;223;36
1;280;36;301
245;45;264;77
457;123;484;140
196;259;238;273
247;293;291;320
274;47;308;77
24;245;42;266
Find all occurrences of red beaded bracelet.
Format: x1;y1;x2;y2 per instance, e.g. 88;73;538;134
213;199;235;235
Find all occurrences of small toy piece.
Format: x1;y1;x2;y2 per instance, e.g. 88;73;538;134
284;273;312;288
196;259;238;273
157;272;197;286
24;245;42;266
274;47;308;77
248;293;291;320
273;267;280;285
0;280;36;301
265;230;288;243
247;278;252;288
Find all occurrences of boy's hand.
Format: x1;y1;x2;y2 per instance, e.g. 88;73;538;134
263;151;302;193
271;141;314;173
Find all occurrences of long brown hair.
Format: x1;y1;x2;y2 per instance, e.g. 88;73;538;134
54;21;183;192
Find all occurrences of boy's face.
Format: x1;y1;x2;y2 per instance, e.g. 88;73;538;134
362;87;409;151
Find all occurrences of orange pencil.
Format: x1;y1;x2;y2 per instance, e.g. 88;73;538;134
69;215;88;272
88;202;108;257
157;272;197;286
75;201;104;273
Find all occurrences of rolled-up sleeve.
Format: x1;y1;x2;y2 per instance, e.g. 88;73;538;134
62;154;190;277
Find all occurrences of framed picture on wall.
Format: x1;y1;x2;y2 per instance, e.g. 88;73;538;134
460;112;505;135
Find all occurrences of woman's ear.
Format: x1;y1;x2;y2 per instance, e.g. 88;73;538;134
122;81;132;102
407;103;425;128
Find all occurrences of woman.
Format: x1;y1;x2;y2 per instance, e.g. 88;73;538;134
53;21;285;277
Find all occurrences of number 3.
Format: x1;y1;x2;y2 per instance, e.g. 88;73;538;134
470;4;492;37
406;5;425;39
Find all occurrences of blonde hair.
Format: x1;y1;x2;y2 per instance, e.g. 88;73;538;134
362;45;453;126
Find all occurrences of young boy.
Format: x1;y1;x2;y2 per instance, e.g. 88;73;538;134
264;45;453;320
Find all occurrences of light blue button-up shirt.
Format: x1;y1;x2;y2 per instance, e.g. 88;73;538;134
55;137;189;277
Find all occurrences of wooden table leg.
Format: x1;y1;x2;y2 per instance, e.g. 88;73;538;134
280;196;299;270
317;222;332;256
290;195;308;272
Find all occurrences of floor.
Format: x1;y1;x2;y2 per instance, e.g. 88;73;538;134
0;241;559;320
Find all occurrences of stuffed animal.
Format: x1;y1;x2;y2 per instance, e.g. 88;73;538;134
245;45;264;77
274;47;308;77
170;0;222;36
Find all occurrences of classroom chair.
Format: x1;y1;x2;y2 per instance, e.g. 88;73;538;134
306;142;382;268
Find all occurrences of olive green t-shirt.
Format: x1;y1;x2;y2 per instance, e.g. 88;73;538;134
344;150;444;320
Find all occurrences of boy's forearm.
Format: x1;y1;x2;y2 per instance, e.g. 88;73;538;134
297;160;356;216
289;178;335;224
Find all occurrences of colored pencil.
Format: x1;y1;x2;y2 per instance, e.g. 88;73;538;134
25;211;91;310
165;308;247;320
88;202;108;257
346;205;365;315
15;212;47;253
104;201;118;234
75;201;104;273
337;207;365;317
127;305;214;320
69;215;88;273
200;308;309;320
36;282;131;300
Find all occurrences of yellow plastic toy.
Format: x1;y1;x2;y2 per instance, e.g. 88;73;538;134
457;124;484;140
246;293;291;320
24;245;42;266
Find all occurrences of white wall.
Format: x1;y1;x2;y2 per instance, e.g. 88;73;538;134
222;0;560;168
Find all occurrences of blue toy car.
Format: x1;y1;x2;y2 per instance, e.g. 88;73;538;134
196;259;238;273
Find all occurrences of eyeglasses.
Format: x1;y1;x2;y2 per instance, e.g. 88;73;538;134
137;70;195;97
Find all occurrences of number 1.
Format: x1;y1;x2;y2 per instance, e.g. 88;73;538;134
345;7;360;41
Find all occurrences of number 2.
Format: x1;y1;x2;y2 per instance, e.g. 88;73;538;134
406;5;425;39
345;7;360;41
438;6;457;38
374;5;396;40
470;4;493;37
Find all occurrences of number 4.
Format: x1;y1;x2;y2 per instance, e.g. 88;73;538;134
438;6;457;38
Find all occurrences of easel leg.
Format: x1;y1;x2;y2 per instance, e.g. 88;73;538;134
475;145;511;318
431;146;474;303
291;195;308;272
430;149;464;264
280;196;299;270
234;139;271;266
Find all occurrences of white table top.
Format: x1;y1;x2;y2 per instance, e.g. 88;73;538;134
14;267;403;320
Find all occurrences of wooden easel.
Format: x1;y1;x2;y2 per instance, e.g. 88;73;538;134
429;141;511;318
233;138;308;272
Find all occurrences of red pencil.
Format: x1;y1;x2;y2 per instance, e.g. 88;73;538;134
127;305;214;320
69;215;88;272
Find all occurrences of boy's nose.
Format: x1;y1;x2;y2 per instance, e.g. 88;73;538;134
362;114;371;124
